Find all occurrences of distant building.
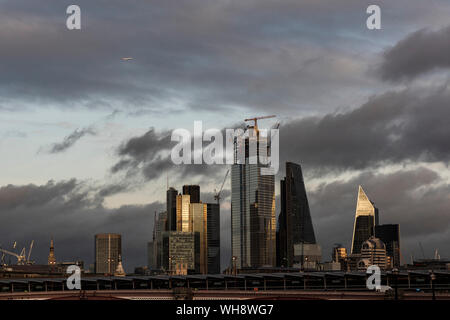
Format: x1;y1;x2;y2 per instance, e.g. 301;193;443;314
206;203;221;274
277;162;319;268
351;186;378;255
332;244;348;271
176;194;191;232
95;234;122;275
162;231;200;274
147;241;154;269
293;243;322;270
375;224;401;268
231;123;276;268
153;211;167;269
183;185;200;203
357;236;388;271
191;202;207;274
166;187;178;231
48;238;56;265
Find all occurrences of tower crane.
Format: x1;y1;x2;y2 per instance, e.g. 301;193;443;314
214;169;230;204
0;240;34;265
244;115;276;130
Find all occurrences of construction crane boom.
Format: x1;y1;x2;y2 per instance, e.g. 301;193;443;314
27;240;34;263
244;115;276;130
214;169;230;204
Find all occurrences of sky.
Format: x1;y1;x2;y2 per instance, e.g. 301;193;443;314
0;0;449;272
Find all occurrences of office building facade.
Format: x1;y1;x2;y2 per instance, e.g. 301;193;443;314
351;186;378;255
166;187;178;231
231;126;276;268
375;224;401;268
206;203;221;274
277;162;318;267
183;185;201;203
95;233;122;275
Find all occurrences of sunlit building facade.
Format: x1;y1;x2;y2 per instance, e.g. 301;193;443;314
351;186;378;255
95;233;122;275
231;126;276;268
176;194;191;232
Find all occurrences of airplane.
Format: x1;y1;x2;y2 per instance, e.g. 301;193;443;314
121;57;133;61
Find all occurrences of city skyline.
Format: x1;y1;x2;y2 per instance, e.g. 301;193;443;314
0;0;449;271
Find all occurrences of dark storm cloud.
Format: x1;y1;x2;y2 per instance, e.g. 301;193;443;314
280;88;450;175
45;127;96;154
379;25;450;81
307;167;450;262
0;0;413;114
0;180;163;272
110;87;450;183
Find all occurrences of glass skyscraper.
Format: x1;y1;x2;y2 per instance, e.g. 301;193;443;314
206;203;221;274
231;127;276;268
277;162;317;267
351;186;378;254
375;224;401;268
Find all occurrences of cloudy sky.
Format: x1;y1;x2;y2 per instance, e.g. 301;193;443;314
0;0;449;271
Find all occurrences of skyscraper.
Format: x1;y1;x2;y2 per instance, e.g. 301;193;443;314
153;211;167;269
351;186;377;255
183;185;201;203
191;202;208;273
206;203;220;274
277;162;318;267
176;194;191;232
95;233;122;275
375;224;401;268
231;125;276;268
167;187;178;231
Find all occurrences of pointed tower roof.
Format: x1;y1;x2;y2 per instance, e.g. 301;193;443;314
355;185;375;217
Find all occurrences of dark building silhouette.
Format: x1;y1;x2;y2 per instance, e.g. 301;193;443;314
375;224;401;268
277;162;317;267
183;185;200;203
166;187;178;231
206;203;221;274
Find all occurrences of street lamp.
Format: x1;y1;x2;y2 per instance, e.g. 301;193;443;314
392;268;399;301
430;270;436;301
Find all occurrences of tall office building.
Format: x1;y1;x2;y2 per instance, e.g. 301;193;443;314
153;211;167;269
95;234;122;275
183;185;201;203
191;202;208;273
277;162;318;267
176;194;191;232
231;124;276;268
206;203;221;274
147;241;155;269
48;238;56;265
351;186;378;255
167;187;178;231
375;224;401;268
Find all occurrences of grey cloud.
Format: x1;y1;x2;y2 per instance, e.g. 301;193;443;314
279;88;450;175
0;179;163;272
379;25;450;81
46;127;96;154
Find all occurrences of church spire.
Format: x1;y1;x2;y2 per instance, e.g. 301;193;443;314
48;237;56;265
